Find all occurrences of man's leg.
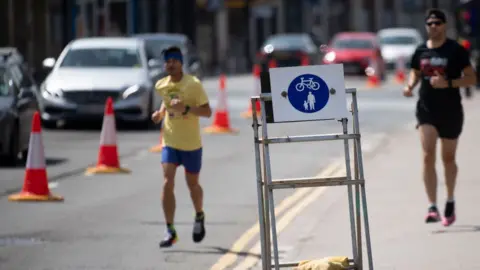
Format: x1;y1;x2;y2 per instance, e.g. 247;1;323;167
418;124;440;223
439;116;462;227
182;148;206;243
159;147;179;248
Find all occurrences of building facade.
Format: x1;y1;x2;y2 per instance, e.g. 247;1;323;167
0;0;459;77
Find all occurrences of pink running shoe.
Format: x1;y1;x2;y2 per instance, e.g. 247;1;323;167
442;215;456;227
425;207;441;223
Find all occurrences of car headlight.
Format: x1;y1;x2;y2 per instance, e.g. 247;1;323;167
324;51;336;62
122;85;146;99
41;86;63;99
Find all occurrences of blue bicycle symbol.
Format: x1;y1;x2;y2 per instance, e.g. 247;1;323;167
295;77;320;92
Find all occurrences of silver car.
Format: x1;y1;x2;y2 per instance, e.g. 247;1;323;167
39;37;161;128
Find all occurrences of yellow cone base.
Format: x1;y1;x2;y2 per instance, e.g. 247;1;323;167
149;144;163;153
203;125;238;134
85;165;131;175
241;110;261;119
8;192;64;202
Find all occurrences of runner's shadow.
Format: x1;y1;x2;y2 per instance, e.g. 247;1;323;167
431;225;480;234
162;246;261;258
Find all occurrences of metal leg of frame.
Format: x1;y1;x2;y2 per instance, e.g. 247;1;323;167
342;118;358;261
351;92;374;270
260;99;280;270
351;94;363;270
251;98;268;270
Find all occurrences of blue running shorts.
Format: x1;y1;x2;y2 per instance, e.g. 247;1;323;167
161;146;203;174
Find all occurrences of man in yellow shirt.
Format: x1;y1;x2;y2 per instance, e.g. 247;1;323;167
151;46;212;248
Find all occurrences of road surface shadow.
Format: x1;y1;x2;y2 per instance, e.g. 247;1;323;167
431;225;480;235
141;221;247;226
0;157;67;169
162;246;261;258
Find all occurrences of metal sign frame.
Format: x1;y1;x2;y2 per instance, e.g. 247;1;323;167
251;71;374;270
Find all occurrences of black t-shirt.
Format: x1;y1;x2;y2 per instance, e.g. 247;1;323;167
410;38;470;111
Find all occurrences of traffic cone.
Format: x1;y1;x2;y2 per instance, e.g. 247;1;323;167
204;74;238;134
85;97;130;175
8;112;63;202
365;58;380;88
394;56;406;84
149;129;163;153
241;64;262;118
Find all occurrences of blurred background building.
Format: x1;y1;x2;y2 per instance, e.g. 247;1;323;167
0;0;465;76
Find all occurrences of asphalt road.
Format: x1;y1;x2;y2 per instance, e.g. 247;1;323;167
0;73;419;270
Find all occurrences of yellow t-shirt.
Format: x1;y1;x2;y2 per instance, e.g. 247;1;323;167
155;74;209;151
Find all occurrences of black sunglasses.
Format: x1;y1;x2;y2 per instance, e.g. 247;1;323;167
426;21;444;26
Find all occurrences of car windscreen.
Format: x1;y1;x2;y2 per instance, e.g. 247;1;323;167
379;35;417;45
262;35;309;50
144;40;185;60
59;48;142;68
332;38;374;49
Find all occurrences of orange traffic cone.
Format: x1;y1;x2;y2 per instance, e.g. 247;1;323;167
394;56;406;84
149;129;163;153
85;97;130;175
241;64;262;118
8;112;63;202
365;58;380;88
203;74;238;134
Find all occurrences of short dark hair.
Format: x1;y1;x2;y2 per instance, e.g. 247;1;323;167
425;8;447;23
162;46;182;56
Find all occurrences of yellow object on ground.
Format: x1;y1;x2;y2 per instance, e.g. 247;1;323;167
294;256;349;270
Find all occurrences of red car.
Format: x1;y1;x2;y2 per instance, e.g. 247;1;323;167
323;32;386;80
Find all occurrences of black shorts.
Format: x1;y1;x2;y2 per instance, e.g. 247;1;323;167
415;101;464;139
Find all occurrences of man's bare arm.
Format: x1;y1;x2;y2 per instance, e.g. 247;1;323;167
190;103;212;118
407;69;421;89
452;66;477;88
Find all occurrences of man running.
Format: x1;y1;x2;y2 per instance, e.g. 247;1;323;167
151;46;212;247
403;9;476;226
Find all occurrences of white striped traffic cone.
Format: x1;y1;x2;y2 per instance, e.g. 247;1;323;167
8;111;63;202
85;97;130;175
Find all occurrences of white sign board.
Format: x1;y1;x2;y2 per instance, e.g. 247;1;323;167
269;64;349;123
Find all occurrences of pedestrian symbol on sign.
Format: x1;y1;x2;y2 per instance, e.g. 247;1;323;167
287;74;329;113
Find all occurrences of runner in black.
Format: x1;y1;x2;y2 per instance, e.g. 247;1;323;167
403;9;477;227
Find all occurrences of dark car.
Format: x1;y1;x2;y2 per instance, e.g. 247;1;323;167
0;50;39;165
256;33;322;73
133;33;204;81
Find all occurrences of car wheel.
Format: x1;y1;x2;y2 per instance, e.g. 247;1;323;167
139;95;154;130
42;119;57;129
1;124;19;166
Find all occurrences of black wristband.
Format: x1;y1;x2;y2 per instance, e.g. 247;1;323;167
183;105;190;115
448;79;453;88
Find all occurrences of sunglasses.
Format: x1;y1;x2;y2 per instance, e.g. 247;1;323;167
426;21;444;26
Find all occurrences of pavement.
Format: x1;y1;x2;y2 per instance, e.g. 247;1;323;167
235;89;480;269
0;73;438;270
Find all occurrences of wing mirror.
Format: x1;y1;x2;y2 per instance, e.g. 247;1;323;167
148;59;163;69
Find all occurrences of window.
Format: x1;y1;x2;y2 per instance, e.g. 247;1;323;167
59;48;142;67
0;69;9;96
379;35;417;45
332;38;374;49
144;40;185;61
262;35;310;50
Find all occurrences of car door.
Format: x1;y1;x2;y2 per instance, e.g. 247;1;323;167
7;62;38;151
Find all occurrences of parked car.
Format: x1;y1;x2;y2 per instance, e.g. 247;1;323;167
323;32;386;79
39;37;161;129
0;50;39;165
377;28;424;70
133;33;204;81
256;33;322;73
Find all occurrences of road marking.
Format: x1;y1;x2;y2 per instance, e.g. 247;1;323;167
209;160;343;270
233;165;346;269
48;182;59;189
